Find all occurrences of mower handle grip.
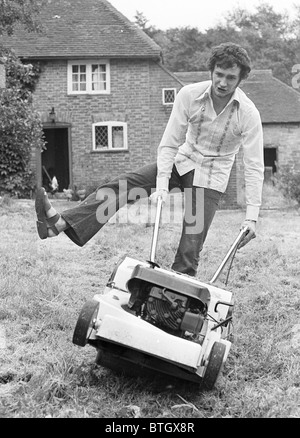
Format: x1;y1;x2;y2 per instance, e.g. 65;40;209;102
209;226;250;284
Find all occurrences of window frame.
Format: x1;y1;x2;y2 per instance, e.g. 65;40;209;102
162;88;177;105
92;121;128;152
67;59;111;95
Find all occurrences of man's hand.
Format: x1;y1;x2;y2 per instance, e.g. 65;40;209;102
238;219;256;249
149;189;169;205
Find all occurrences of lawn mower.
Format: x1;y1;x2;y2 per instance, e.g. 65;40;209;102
72;197;249;390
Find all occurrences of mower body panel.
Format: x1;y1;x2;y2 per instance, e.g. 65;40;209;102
93;292;202;370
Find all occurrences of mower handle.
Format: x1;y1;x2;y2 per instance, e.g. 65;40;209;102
149;195;163;264
209;226;249;284
149;197;249;279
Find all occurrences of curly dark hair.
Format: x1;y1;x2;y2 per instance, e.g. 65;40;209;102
207;42;251;80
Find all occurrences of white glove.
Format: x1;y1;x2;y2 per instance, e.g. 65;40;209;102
149;189;169;205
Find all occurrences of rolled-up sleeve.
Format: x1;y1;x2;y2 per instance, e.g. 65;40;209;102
156;87;189;190
242;108;265;221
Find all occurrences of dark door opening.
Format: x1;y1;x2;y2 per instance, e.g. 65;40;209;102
264;148;277;173
264;147;277;182
42;128;70;193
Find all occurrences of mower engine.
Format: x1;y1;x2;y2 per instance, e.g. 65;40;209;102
126;266;210;337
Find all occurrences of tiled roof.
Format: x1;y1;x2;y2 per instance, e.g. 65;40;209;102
174;70;300;123
174;71;210;83
0;0;161;60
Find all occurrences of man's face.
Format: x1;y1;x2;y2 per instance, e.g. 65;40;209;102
211;64;242;99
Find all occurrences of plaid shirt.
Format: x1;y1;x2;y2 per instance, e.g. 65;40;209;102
156;81;264;221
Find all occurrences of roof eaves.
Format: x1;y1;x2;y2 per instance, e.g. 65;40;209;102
159;63;185;86
262;120;300;124
19;54;162;61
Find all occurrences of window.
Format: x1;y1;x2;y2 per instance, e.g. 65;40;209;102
68;60;110;94
92;122;128;151
163;88;176;105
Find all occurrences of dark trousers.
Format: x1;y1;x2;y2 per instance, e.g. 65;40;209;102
62;162;222;276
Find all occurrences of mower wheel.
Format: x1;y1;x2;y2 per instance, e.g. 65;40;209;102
72;299;100;347
201;341;226;390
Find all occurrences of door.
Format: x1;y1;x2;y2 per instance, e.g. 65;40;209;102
264;147;277;182
42;127;70;193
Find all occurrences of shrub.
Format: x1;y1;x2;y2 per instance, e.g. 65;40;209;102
0;48;44;198
273;165;300;207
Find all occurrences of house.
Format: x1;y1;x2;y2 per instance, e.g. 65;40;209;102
0;0;183;195
175;70;300;207
2;0;300;209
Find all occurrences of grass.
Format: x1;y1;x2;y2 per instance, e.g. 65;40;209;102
0;185;300;418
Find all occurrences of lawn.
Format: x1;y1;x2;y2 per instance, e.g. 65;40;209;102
0;187;300;418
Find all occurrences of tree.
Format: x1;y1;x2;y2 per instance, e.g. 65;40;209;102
0;49;44;198
0;0;41;35
134;10;159;39
0;0;44;197
224;3;298;85
135;2;299;89
0;50;44;197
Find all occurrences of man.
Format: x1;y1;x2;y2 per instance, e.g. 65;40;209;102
35;42;264;277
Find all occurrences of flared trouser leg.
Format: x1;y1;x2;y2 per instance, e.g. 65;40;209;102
62;162;162;246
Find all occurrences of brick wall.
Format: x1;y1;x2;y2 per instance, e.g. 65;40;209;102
31;59;182;191
235;122;300;208
264;123;300;170
148;63;182;161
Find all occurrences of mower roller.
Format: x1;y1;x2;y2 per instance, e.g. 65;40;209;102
72;196;249;390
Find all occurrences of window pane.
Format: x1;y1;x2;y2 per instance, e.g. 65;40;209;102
92;64;106;91
72;64;87;92
164;89;176;104
92;82;106;91
112;126;124;149
95;126;108;148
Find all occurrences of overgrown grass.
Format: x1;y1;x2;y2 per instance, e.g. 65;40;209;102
0;189;300;418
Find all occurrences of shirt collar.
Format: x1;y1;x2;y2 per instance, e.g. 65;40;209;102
196;82;241;107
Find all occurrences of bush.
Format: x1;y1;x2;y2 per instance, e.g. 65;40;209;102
0;49;44;198
273;165;300;207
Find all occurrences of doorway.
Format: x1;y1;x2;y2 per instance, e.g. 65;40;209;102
42;127;70;193
264;147;277;182
264;147;277;173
